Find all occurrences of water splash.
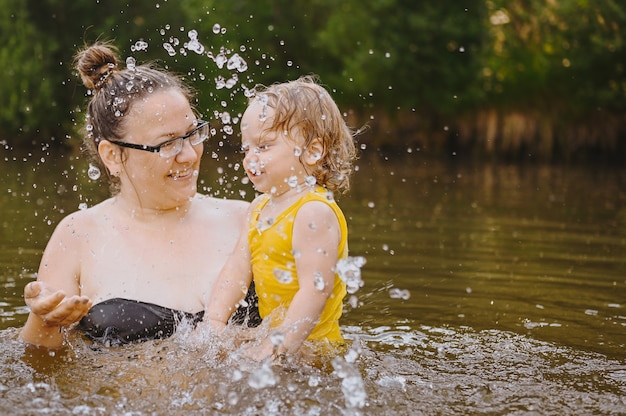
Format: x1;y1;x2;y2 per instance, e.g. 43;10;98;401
248;361;277;389
336;256;367;294
269;331;285;347
332;354;367;410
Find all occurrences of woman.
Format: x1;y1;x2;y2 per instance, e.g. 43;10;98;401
20;41;257;348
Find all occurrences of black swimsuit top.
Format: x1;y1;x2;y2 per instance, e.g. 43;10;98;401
76;284;261;347
76;298;204;347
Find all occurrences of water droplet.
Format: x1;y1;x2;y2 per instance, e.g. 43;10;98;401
308;375;321;387
227;391;239;405
132;40;148;52
389;288;411;300
287;175;298;188
185;30;205;54
215;75;226;89
220;111;232;124
163;42;176;56
212;23;221;34
214;52;227;69
126;56;136;71
256;216;274;232
313;272;325;290
78;203;88;211
227;53;248;72
225;77;237;89
87;164;101;180
273;268;293;284
305;176;317;187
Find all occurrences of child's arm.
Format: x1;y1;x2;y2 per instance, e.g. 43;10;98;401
205;207;254;330
249;201;341;359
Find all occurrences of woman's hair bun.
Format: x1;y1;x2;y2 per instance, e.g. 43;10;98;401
74;42;120;90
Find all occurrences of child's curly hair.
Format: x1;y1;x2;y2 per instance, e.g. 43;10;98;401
251;75;357;193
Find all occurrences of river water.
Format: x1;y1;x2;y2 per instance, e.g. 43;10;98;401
1;144;625;415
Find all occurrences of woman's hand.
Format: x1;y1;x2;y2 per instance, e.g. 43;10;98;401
24;281;92;328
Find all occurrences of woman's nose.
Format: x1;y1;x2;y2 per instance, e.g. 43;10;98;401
176;138;200;162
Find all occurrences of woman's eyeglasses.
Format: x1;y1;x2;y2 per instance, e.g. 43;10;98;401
112;121;210;158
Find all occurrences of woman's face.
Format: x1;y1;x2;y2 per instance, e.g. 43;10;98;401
117;89;203;209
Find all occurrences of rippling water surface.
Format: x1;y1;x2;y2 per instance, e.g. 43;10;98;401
1;146;625;415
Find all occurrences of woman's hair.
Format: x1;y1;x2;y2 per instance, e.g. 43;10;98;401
251;75;357;193
74;41;194;193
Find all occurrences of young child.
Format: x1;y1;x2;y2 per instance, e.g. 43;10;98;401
206;75;357;360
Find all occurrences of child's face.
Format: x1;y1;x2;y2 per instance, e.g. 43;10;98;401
240;101;308;197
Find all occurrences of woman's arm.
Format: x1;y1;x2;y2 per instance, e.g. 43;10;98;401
19;214;92;348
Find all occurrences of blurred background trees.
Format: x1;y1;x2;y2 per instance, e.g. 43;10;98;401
1;0;624;161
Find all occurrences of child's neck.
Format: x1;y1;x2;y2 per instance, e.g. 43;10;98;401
267;182;314;206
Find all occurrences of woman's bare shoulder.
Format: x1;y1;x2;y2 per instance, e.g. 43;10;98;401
193;194;250;220
196;194;249;210
46;199;113;245
57;198;115;227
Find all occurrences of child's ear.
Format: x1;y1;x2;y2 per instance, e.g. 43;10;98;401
98;140;123;176
304;137;325;166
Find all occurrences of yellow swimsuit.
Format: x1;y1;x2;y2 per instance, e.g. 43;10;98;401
249;187;348;342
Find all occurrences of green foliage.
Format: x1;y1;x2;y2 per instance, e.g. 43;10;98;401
0;0;624;157
483;0;626;114
0;1;54;142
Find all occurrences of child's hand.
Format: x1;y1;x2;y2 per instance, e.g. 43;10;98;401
242;338;281;361
206;319;227;332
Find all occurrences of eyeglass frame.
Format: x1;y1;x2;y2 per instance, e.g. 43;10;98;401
110;120;210;158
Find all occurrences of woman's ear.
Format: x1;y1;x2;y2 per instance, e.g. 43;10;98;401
304;137;325;166
97;140;123;176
